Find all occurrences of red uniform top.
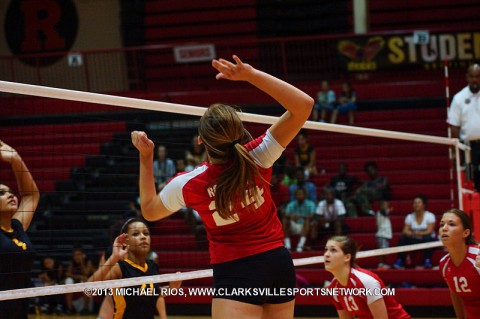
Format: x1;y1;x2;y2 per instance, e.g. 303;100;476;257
440;244;480;318
329;267;410;319
160;131;285;264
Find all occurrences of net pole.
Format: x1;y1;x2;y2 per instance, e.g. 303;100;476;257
444;59;456;207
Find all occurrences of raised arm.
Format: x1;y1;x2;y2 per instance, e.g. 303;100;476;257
88;233;128;282
212;55;314;147
131;131;177;221
0;140;39;230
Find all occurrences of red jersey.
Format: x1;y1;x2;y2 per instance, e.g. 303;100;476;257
329;267;410;319
440;244;480;318
160;131;285;264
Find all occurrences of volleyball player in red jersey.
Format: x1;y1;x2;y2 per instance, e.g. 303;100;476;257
439;209;480;319
131;55;313;319
324;236;410;319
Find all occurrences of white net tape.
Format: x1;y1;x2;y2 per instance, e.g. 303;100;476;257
0;242;443;301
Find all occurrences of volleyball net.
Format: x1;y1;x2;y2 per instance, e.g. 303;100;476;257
0;80;469;303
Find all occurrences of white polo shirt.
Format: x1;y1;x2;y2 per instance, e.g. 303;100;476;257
447;85;480;141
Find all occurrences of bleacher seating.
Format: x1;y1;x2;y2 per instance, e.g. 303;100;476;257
363;0;480;31
144;0;257;43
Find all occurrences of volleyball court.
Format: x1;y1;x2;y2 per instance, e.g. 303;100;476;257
0;81;467;317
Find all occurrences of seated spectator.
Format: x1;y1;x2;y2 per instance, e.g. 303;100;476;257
37;256;66;314
153;145;176;191
176;158;193;173
64;247;96;315
270;173;290;220
328;162;359;203
376;200;392;269
289;166;317;203
185;135;207;168
346;161;390;217
294;130;318;179
283;189;316;252
332;81;357;125
281;164;297;187
313;187;347;240
313;80;336;122
393;194;436;269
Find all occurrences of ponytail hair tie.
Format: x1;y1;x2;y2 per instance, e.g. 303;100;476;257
230;139;241;147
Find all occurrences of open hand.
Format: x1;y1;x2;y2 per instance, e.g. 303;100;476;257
212;55;254;81
112;233;129;260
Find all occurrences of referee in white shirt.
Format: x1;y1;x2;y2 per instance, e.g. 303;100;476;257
447;63;480;191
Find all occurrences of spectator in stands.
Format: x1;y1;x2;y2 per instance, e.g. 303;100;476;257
0;140;40;319
281;164;297;187
123;197;142;219
312;80;336;122
376;201;393;270
294;129;318;179
185;135;207;168
332;81;357;125
175;158;192;173
447;63;480;191
153;145;176;191
393;194;436;269
131;55;313;318
439;209;480;319
324;236;411;318
289;166;317;203
88;218;181;319
283;188;316;252
313;187;347;240
65;247;96;315
346;161;390;217
270;173;290;220
37;256;66;315
328;162;359;203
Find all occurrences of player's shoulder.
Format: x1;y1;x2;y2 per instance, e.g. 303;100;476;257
439;253;451;267
351;267;381;288
169;165;209;187
452;86;471;101
467;244;480;258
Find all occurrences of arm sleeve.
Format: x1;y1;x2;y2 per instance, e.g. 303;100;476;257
447;96;462;127
404;214;412;225
316;201;325;216
363;276;383;305
159;175;188;212
247;130;285;168
337;200;346;216
426;212;436;224
285;202;294;215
